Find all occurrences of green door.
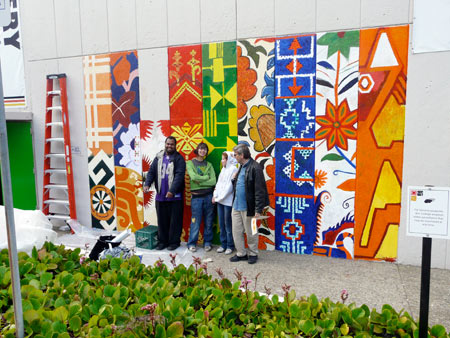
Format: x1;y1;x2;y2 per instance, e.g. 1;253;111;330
0;121;37;209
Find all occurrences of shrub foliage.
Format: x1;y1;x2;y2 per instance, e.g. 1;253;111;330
0;242;448;337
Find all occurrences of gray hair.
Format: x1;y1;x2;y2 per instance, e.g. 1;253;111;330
233;143;251;159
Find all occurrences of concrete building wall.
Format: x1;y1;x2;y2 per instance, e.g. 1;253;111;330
13;0;450;268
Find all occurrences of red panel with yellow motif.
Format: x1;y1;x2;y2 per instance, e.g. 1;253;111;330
168;45;204;241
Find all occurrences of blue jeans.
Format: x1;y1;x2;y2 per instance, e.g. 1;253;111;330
217;203;234;250
187;193;214;247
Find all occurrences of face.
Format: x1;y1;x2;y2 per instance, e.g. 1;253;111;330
233;152;244;164
221;155;227;167
197;146;208;157
165;139;176;154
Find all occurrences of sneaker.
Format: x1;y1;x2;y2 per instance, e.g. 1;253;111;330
167;244;179;251
225;248;233;255
188;246;197;252
204;245;212;252
229;254;248;262
217;247;225;253
248;255;258;264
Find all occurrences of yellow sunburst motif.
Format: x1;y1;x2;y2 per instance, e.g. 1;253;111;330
171;122;203;159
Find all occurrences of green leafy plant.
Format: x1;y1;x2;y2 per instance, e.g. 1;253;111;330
1;242;448;337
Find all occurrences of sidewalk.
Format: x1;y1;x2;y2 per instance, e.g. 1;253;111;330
55;231;450;330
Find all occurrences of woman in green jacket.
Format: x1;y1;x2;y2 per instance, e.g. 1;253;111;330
186;142;216;252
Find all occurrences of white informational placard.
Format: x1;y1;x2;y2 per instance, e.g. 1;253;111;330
406;186;450;239
413;0;450;53
0;0;11;26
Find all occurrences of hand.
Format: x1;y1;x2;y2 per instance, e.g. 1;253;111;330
143;186;150;193
255;213;261;218
212;197;216;204
166;192;174;198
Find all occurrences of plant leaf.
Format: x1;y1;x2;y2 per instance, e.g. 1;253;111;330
317;78;334;88
321;154;344;162
167;321;184;338
317;60;335;70
69;315;81;332
338;77;358;95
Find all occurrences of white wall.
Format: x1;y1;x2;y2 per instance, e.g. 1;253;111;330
13;0;450;268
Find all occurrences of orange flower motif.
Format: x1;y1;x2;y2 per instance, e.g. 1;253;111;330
315;99;357;151
237;46;257;119
315;169;328;189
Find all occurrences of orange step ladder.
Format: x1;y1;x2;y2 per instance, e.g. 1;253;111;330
42;74;77;225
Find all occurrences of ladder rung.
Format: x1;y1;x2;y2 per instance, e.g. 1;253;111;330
45;184;68;190
46;138;64;142
47;106;62;111
45;169;67;174
44;199;70;205
46;122;63;127
47;214;70;220
47;90;61;96
45;153;65;159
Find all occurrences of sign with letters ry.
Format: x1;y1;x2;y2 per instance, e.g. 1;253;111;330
406;186;450;239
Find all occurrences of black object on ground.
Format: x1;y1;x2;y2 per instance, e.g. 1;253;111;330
89;235;121;260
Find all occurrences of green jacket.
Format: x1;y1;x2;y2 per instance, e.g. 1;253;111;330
186;159;216;191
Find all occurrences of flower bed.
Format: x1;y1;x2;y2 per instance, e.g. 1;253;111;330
0;242;448;337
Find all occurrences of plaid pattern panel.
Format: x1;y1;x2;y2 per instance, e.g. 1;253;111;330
83;54;114;156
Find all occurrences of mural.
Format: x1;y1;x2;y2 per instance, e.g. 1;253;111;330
168;45;204;241
274;34;317;254
313;30;360;259
202;41;238;174
237;38;276;250
83;54;116;230
81;25;409;261
354;26;409;260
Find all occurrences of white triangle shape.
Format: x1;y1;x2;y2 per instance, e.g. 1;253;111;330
370;32;398;68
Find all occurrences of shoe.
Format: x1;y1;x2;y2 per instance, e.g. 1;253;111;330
189;246;197;252
225;248;233;255
217;247;225;253
229;254;248;262
156;243;167;250
248;255;258;264
167;244;179;251
204;245;212;252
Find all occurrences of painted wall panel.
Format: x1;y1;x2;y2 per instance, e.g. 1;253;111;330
354;25;409;260
110;51;144;231
313;30;359;259
274;34;317;254
83;54;116;230
237;38;276;250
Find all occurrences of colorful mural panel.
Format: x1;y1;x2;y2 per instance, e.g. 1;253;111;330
354;25;409;260
313;30;360;259
202;41;238;174
237;38;276;250
110;51;144;231
274;34;317;254
168;45;204;241
83;54;116;229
